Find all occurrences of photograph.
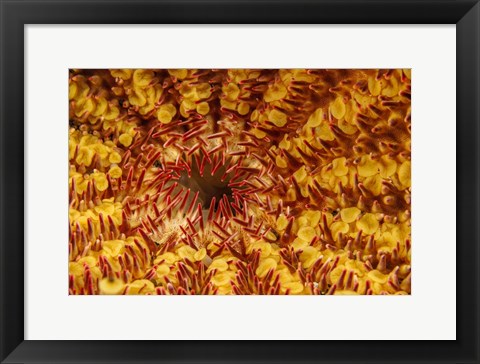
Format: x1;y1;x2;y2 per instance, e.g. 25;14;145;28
68;68;412;295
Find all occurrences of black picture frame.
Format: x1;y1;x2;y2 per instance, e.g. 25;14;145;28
1;0;479;363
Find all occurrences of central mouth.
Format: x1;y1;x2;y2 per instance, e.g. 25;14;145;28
177;155;234;212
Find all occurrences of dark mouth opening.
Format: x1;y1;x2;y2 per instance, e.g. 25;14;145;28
177;155;234;212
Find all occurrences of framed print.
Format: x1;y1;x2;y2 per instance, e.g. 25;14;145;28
1;0;479;363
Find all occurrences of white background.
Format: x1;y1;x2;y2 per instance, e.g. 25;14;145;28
25;25;456;340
